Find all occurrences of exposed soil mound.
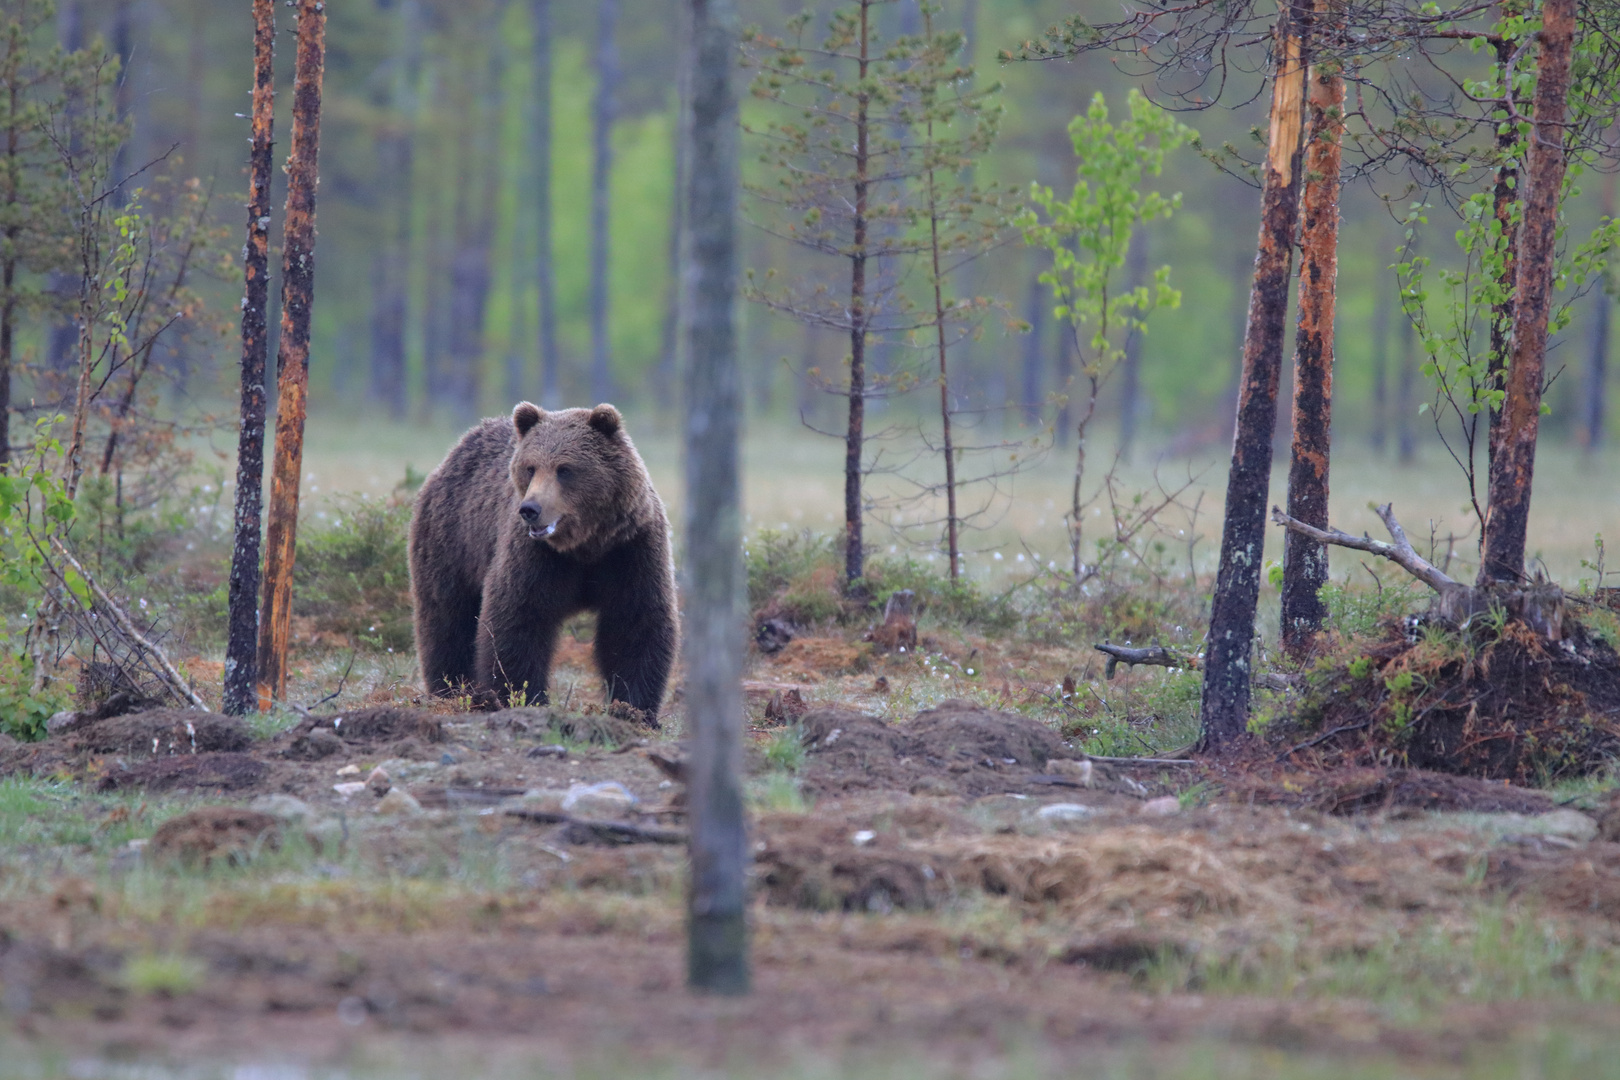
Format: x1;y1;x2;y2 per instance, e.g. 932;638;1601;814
96;752;269;793
147;807;282;867
289;707;445;746
1277;620;1620;783
65;709;251;757
798;703;1078;798
755;815;950;912
1218;762;1558;816
907;700;1068;770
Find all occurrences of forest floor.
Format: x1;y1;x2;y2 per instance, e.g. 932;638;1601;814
7;616;1620;1080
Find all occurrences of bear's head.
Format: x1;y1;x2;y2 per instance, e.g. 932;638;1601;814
508;401;643;554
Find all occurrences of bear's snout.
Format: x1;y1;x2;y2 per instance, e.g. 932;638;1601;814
519;499;559;540
519;500;542;524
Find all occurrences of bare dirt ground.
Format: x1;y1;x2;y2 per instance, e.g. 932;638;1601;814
6;632;1620;1079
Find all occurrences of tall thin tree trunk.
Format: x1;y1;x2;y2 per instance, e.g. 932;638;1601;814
843;0;872;587
533;0;559;408
108;0;133;205
1397;301;1416;464
1198;2;1308;748
1280;36;1344;659
1054;319;1073;447
222;0;275;715
683;0;748;996
1020;264;1044;426
655;0;691;403
922;8;958;583
256;0;325;705
589;0;617;405
1486;1;1524;476
369;0;418;419
1118;227;1148;463
1480;0;1575;585
0;75;20;472
1371;275;1389;453
1583;165;1617;453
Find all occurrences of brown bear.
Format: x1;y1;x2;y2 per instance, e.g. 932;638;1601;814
408;402;677;719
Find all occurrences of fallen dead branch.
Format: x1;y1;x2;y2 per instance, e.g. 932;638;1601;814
1094;642;1198;678
50;537;206;709
1269;503;1458;592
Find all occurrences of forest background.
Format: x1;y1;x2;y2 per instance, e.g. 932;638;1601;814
3;0;1617;597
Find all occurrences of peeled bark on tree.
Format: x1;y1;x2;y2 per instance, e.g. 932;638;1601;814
221;0;274;716
533;0;559;407
1280;41;1344;659
1118;228;1147;464
589;0;618;406
843;0;873;586
1479;0;1575;585
255;0;325;706
1198;2;1308;749
682;0;749;995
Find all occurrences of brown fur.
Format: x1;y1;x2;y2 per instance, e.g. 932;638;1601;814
409;402;677;719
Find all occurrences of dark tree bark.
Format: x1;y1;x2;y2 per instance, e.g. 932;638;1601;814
843;0;873;586
222;0;275;716
682;0;749;996
1118;227;1148;463
589;0;618;405
1280;37;1344;659
1198;3;1308;748
1486;0;1524;476
256;0;325;704
533;0;559;407
369;0;419;419
1020;264;1044;425
654;0;691;402
1480;0;1575;585
1370;275;1390;453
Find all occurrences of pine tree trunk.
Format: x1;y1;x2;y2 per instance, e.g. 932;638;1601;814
655;0;692;402
1198;2;1308;748
1020;264;1044;426
222;0;275;715
844;0;871;587
589;0;618;405
1118;228;1148;463
369;0;418;419
682;0;749;997
1479;0;1575;585
256;0;325;705
1583;166;1617;453
1280;38;1344;659
533;0;559;407
1371;276;1389;453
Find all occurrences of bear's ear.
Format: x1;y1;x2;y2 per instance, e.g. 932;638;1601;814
512;402;546;437
587;404;622;436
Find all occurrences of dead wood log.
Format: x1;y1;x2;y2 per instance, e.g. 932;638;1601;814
1095;642;1197;679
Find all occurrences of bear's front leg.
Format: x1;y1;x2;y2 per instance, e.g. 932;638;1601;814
473;566;565;711
591;547;677;721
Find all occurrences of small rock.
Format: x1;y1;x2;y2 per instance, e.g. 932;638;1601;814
513;788;567;814
375;788;423;816
1036;802;1098;822
526;744;568;759
366;766;392;797
852;829;876;846
439;752;458;766
1140;796;1182;817
287;729;344;760
335;764;360;777
560;780;637;819
46;709;78;735
1047;759;1094;786
249;794;316;824
1537;808;1597;843
333;781;367;798
755;619;795;655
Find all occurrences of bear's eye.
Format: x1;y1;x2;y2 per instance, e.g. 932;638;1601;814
555;464;575;483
